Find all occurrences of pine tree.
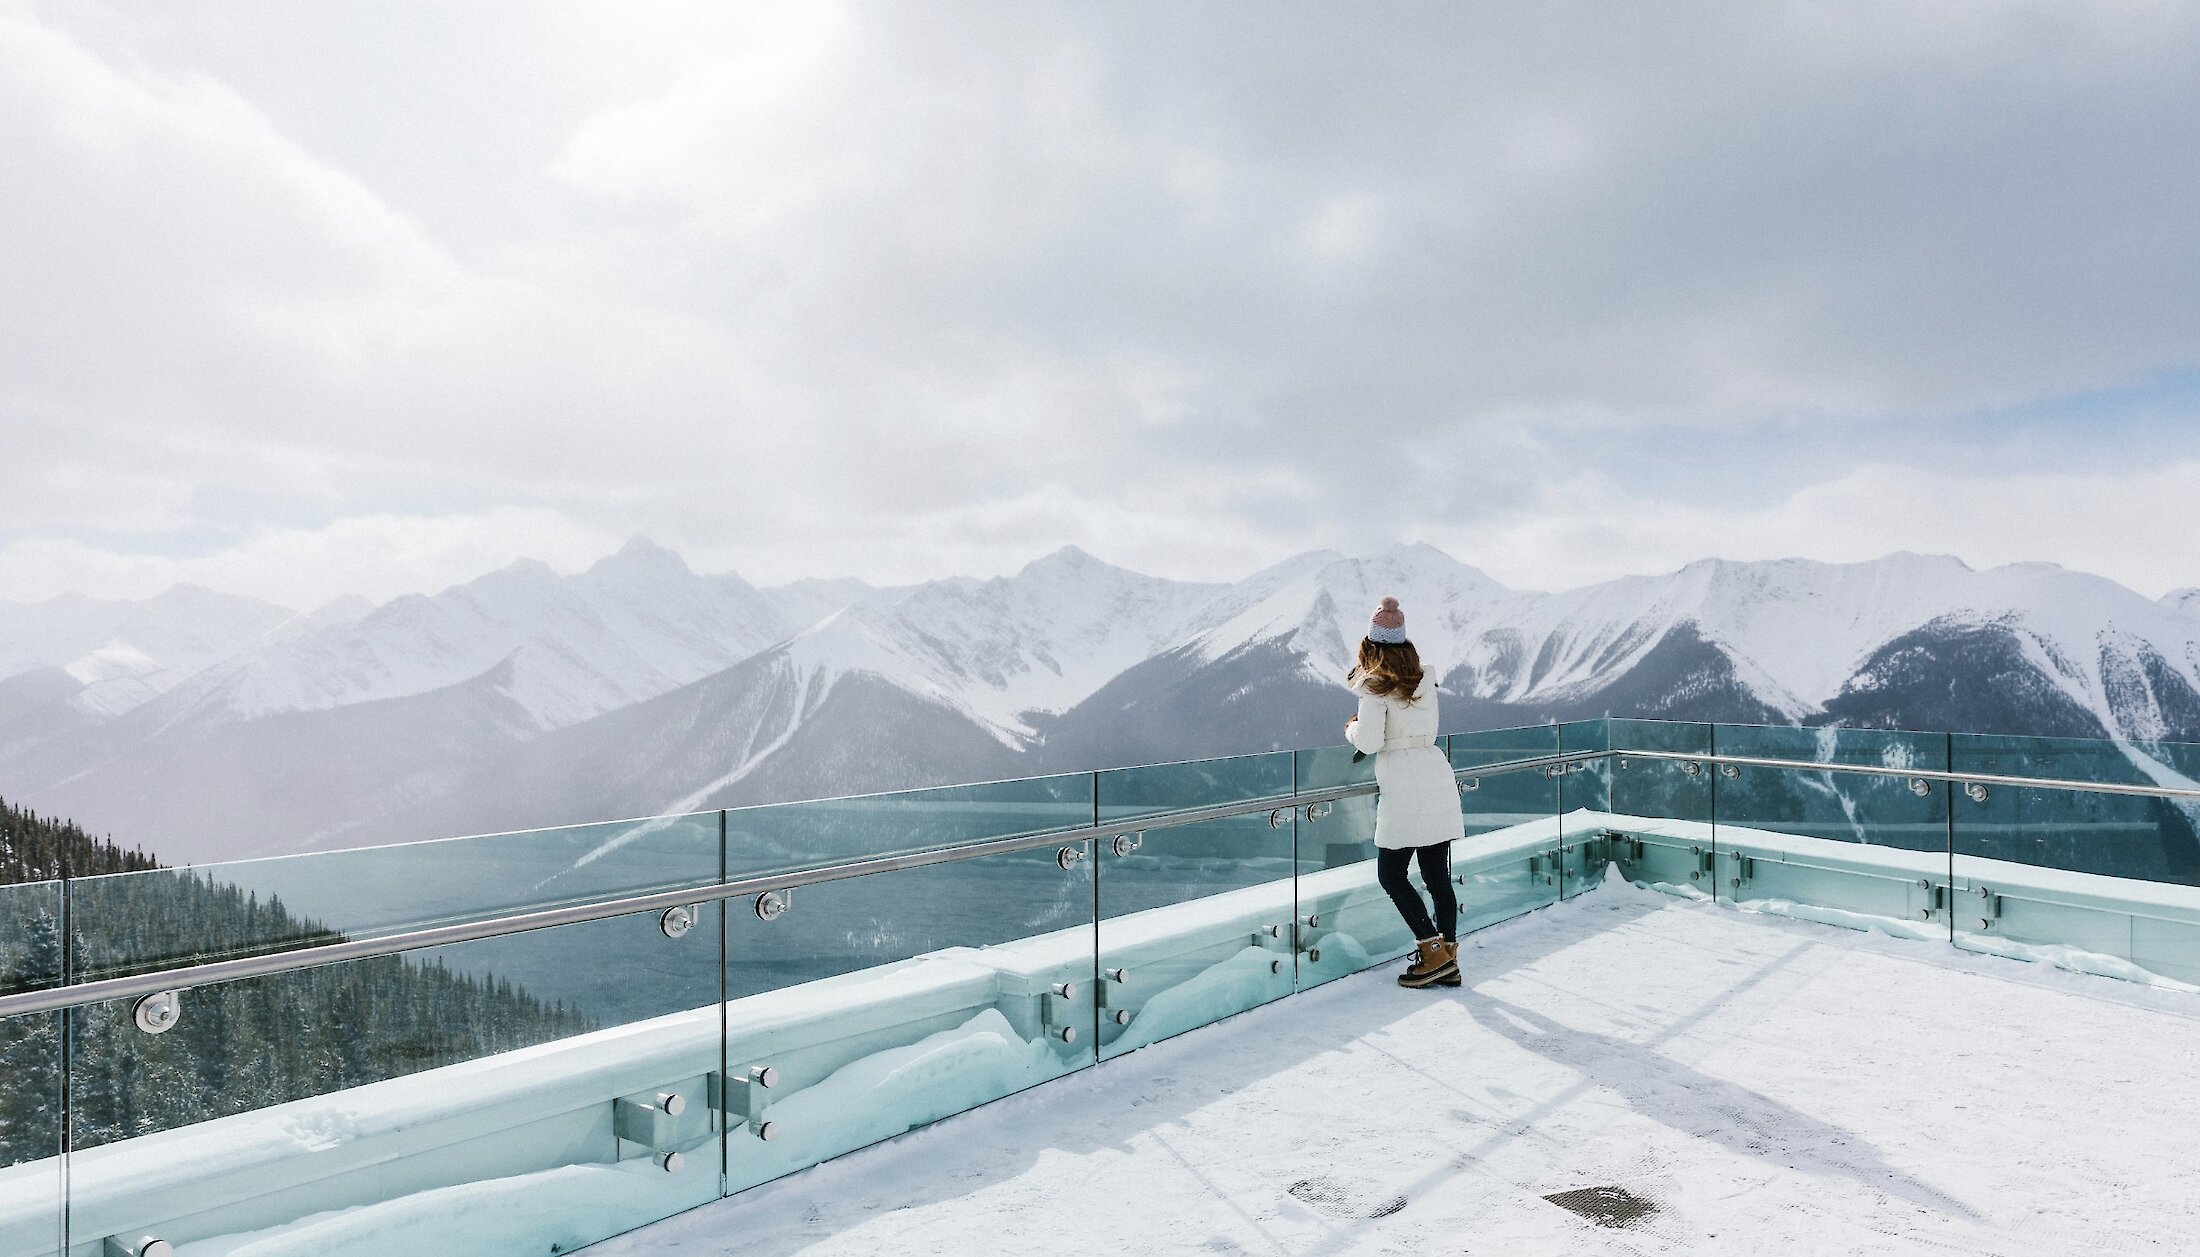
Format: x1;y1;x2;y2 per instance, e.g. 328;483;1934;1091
1;798;599;1166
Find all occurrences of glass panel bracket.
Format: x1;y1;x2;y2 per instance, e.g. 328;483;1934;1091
1726;850;1757;891
1248;923;1291;973
712;1065;782;1141
132;990;183;1035
614;1084;712;1170
1968;885;2005;931
1098;969;1132;1026
1914;879;1950;923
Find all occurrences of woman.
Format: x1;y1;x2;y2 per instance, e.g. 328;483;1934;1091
1345;597;1465;989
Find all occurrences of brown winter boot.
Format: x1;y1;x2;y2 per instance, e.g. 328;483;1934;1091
1433;939;1461;987
1399;937;1459;988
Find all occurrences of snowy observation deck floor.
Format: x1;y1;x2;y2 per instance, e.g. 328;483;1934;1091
594;875;2200;1257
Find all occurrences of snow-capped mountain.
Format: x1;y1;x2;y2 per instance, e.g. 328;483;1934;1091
0;584;298;718
757;577;917;633
2164;588;2200;619
143;537;792;733
785;546;1225;740
338;545;2200;854
6;539;2200;865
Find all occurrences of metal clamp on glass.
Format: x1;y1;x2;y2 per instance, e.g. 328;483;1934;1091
1111;832;1143;857
1293;913;1325;960
712;1064;780;1140
1915;879;1949;920
614;1088;703;1167
1973;885;2004;929
105;1236;171;1257
1040;982;1081;1043
1095;974;1133;1026
132;990;182;1035
1247;925;1290;973
1727;850;1756;889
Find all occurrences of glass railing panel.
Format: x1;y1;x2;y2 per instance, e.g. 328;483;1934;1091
1708;725;1950;926
1094;808;1295;1062
724;774;1093;880
1952;733;2199;880
1447;723;1559;770
721;839;1096;1196
0;881;63;1257
1605;717;1690;752
1294;743;1374;794
1453;763;1559;934
1288;741;1388;972
1557;718;1611;755
1951;733;2200;985
1555;723;1612;899
1293;792;1416;989
66;811;725;982
1095;752;1293;824
65;905;726;1257
1605;722;1714;894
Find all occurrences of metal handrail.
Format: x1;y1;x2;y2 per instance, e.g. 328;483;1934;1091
0;751;1601;1019
1617;749;2200;801
8;739;2194;1021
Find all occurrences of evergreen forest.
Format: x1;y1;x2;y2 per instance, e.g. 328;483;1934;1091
0;794;596;1168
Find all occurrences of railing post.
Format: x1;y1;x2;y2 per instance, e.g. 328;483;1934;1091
1944;732;1957;946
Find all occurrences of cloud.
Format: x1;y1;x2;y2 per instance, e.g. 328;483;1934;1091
2;2;2197;603
0;507;622;608
1431;461;2200;600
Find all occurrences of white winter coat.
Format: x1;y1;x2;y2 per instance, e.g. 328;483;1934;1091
1346;673;1466;850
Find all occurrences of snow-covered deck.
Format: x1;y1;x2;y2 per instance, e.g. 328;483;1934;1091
594;873;2200;1257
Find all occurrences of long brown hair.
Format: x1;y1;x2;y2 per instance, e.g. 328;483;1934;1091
1350;638;1425;701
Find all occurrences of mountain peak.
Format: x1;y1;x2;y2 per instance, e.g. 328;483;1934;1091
1019;544;1110;576
588;536;693;578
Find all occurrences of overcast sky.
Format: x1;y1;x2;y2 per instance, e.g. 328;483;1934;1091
4;1;2199;609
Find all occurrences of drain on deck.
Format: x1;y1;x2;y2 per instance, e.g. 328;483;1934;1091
1288;1176;1407;1219
1542;1185;1657;1228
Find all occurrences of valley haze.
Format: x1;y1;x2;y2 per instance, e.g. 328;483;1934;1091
4;540;2199;867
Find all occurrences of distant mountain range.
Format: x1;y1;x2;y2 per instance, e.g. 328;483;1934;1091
5;539;2199;866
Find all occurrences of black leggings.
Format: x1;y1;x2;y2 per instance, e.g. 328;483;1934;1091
1377;843;1459;942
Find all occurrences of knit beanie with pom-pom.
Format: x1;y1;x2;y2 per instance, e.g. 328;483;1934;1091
1368;597;1407;644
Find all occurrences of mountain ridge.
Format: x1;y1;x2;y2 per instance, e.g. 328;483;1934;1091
6;541;2198;864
